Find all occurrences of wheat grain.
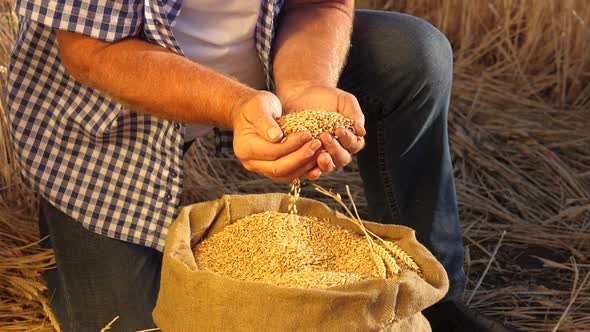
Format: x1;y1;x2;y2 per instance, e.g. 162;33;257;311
287;178;301;215
277;110;354;139
194;211;382;288
280;110;355;221
194;187;421;288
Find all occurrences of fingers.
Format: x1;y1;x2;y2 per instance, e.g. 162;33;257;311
334;128;365;154
244;139;322;181
304;166;322;182
233;87;368;181
319;133;351;169
317;151;336;172
241;92;284;142
235;131;312;161
337;92;366;137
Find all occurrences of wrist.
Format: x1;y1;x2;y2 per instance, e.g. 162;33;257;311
276;80;330;106
228;87;258;129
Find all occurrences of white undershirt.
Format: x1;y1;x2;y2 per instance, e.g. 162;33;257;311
172;0;266;141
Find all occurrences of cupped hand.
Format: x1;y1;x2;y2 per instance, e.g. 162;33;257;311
281;86;366;181
231;91;322;182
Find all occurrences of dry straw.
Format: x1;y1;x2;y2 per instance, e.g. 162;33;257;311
1;0;589;331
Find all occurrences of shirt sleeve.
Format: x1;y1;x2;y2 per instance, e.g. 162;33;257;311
15;0;144;42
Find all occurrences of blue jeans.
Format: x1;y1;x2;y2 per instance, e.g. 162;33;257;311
39;10;464;331
340;10;466;301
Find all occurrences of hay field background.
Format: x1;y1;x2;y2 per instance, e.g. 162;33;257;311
1;0;589;331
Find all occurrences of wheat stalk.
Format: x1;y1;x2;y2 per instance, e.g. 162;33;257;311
313;184;417;278
382;240;420;274
374;243;401;276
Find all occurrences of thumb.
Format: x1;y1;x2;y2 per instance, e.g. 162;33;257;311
243;92;284;143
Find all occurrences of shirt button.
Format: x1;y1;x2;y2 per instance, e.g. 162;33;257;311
163;192;172;202
170;170;178;178
174;123;180;130
154;19;162;26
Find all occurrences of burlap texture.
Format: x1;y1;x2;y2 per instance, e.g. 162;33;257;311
153;193;448;331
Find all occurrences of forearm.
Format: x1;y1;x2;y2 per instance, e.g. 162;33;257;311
56;31;256;129
272;0;354;102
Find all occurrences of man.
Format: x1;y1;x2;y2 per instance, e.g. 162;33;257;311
7;0;508;330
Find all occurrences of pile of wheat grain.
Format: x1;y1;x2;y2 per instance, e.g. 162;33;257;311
277;110;353;139
194;211;418;288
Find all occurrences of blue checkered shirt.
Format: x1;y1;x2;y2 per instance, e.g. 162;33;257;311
7;0;284;251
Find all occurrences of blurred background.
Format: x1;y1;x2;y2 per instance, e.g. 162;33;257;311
1;1;589;331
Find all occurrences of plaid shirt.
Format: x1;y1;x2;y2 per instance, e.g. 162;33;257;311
7;0;284;251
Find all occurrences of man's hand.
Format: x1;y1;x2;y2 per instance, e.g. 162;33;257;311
281;86;366;181
232;91;322;182
271;0;357;181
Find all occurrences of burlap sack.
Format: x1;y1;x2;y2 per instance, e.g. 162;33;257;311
153;194;448;331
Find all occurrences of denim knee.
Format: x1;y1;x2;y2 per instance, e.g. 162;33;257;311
352;10;454;119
